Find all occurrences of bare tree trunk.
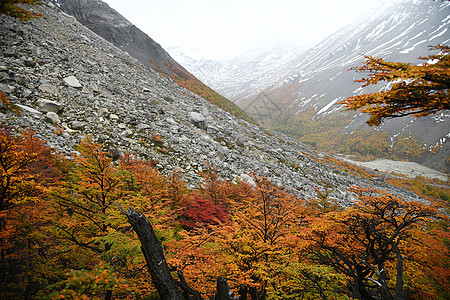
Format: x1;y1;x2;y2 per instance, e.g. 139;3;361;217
394;245;405;300
176;269;203;300
116;204;183;300
215;276;231;300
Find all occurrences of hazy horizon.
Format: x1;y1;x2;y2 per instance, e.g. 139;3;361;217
102;0;389;59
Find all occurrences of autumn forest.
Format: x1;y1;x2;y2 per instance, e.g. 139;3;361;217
1;1;450;299
0;125;448;300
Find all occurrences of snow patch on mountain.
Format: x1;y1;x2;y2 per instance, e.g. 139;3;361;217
167;44;307;101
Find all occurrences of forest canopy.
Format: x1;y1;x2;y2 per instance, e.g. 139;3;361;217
0;128;448;300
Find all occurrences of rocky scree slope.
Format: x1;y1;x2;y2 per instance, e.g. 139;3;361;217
0;2;425;205
52;0;254;124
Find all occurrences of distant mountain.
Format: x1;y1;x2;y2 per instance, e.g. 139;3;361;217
176;0;450;172
53;0;255;124
169;44;307;101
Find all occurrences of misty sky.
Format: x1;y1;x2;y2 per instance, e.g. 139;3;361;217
103;0;386;58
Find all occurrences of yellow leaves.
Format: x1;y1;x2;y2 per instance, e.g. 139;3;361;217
0;128;51;211
339;45;450;126
0;0;42;21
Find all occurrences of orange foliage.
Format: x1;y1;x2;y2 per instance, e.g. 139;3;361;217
0;129;62;298
0;91;19;114
339;45;450;126
305;187;447;300
0;133;447;299
0;0;42;21
168;174;311;299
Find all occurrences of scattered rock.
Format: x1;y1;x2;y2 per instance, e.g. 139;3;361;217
108;147;120;160
0;83;14;94
98;107;108;117
63;75;82;87
3;48;16;57
17;104;41;116
189;112;206;130
36;98;62;113
206;125;219;134
23;59;37;68
82;81;99;93
46;111;60;124
39;84;59;95
70;121;85;130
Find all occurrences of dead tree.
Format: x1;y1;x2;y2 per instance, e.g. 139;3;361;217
116;204;232;300
215;276;232;300
116;204;183;300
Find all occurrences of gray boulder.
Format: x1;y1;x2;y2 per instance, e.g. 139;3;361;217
17;104;42;116
206;125;219;135
46;112;60;124
39;84;59;95
189;112;206;130
36;99;62;113
70;121;85;130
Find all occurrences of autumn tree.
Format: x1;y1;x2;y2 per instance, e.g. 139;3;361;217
197;168;233;206
339;45;450;126
0;128;52;212
50;138;125;253
0;128;62;299
47;137;132;299
305;187;445;300
171;175;311;299
47;142;192;299
179;193;229;230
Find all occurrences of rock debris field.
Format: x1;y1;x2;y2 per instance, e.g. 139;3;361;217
0;2;442;205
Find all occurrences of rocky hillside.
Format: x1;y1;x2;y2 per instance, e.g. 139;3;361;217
52;0;254;124
0;2;432;206
177;0;450;172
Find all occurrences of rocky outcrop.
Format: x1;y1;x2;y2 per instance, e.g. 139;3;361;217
54;0;174;75
0;2;427;205
53;0;255;124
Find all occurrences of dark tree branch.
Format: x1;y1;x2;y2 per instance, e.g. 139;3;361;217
176;270;203;300
115;202;183;300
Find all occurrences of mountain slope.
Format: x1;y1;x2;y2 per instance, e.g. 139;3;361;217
1;1;437;207
53;0;255;124
169;44;307;101
179;0;449;171
244;0;450;172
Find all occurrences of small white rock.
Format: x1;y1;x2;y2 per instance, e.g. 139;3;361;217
63;75;82;88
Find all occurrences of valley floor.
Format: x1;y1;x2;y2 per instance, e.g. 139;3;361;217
338;156;448;182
